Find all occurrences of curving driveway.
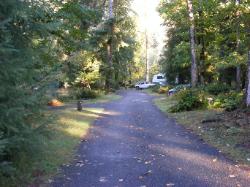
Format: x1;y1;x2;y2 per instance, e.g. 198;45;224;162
52;90;250;187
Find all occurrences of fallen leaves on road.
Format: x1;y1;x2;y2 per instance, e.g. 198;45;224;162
99;177;107;182
144;161;152;165
75;163;84;167
166;183;175;186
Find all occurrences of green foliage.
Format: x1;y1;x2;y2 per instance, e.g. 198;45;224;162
169;89;206;112
212;92;243;111
73;88;100;99
56;0;138;90
151;85;161;93
0;0;139;185
158;0;191;84
0;133;14;178
206;83;231;95
158;0;250;93
0;0;58;184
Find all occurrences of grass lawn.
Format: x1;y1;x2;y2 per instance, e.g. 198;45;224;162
154;95;250;165
27;93;121;186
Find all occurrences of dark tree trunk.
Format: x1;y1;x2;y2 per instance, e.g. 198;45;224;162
106;0;114;90
198;0;205;85
236;0;242;91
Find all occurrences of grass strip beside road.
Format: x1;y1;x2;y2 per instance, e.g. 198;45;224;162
83;93;122;104
154;95;250;165
28;93;121;186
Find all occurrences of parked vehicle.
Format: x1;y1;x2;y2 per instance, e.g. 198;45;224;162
168;84;191;95
135;81;155;89
152;73;167;85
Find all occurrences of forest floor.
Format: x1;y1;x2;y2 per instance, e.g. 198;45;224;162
50;90;250;187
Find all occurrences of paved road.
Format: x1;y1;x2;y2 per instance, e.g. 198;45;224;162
52;90;250;187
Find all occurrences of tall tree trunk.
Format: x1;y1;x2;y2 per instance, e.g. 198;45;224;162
145;30;149;82
236;0;241;91
106;0;114;90
187;0;198;87
246;50;250;107
198;0;205;85
144;0;150;82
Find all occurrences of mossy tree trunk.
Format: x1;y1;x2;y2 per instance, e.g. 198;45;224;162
235;0;242;91
246;50;250;107
106;0;114;90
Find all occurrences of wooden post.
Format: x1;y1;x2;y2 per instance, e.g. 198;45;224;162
77;101;82;111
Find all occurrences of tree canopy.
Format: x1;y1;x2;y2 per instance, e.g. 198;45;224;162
0;0;139;184
159;0;250;86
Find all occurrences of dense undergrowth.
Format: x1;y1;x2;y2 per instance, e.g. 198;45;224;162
0;0;136;185
57;88;102;102
168;89;206;112
151;83;243;112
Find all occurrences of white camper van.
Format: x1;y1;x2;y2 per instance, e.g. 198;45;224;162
152;73;166;85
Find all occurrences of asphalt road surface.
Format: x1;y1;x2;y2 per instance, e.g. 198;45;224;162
52;90;250;187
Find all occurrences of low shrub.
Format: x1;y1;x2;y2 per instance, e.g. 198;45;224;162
74;88;99;99
55;89;74;102
206;83;231;95
169;89;206;112
151;85;161;93
212;92;243;111
57;94;74;102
